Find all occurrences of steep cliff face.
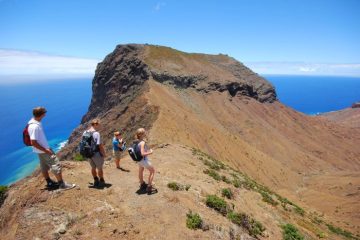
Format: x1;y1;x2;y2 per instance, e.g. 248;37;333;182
60;44;277;158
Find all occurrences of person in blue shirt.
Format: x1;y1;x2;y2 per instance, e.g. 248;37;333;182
112;131;124;169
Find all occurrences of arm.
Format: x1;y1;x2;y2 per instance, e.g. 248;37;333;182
140;141;153;157
99;144;106;158
31;140;53;155
116;138;123;148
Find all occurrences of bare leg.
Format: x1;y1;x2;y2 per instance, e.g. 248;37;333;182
53;172;63;182
115;158;120;168
98;169;104;179
42;171;50;179
147;167;155;186
139;166;145;184
91;168;97;177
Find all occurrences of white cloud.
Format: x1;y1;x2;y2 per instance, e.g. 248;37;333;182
0;49;100;83
154;2;166;11
244;61;360;77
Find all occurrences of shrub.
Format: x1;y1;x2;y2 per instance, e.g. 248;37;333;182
232;179;241;188
227;211;265;238
206;195;229;215
203;169;221;181
204;159;221;170
74;153;85;161
260;191;278;206
282;224;304;240
167;182;181;191
167;182;191;191
0;185;8;207
222;188;233;199
186;211;202;230
326;223;354;239
221;175;231;184
294;206;305;216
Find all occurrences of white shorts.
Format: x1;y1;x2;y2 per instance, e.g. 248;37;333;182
138;157;152;169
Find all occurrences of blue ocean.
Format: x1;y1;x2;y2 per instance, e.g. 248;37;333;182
0;75;359;186
0;79;91;185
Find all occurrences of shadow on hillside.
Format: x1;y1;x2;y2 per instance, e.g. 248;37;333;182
88;183;113;190
136;186;158;195
117;167;130;172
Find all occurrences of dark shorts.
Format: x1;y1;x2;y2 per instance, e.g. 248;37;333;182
88;152;104;170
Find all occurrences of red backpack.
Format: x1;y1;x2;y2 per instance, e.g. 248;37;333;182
23;123;37;146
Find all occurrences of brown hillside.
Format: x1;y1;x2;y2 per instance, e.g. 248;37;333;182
320;105;360;128
60;44;360;233
1;44;359;239
0;145;353;239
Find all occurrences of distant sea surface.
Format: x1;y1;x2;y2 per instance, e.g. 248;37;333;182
265;75;360;115
0;75;359;185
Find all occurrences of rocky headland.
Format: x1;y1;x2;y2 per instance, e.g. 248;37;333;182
1;44;359;240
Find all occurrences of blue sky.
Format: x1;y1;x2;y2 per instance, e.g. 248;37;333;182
0;0;360;79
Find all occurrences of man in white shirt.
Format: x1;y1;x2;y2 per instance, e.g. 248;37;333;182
28;107;75;190
84;119;106;188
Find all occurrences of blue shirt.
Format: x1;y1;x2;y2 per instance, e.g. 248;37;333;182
112;137;121;151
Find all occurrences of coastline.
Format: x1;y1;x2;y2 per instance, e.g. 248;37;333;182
0;138;68;186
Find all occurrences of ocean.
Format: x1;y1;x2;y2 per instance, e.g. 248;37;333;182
0;75;359;186
265;75;360;115
0;79;92;185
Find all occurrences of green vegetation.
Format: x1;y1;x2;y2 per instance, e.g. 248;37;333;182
167;182;191;191
227;211;266;238
221;175;231;184
204;159;222;170
260;191;278;206
221;188;233;199
186;211;203;230
203;169;221;181
282;224;304;240
316;231;327;239
167;182;181;191
0;185;8;207
74;153;85;161
191;148;360;239
326;223;357;239
232;178;241;188
294;206;305;216
206;195;229;215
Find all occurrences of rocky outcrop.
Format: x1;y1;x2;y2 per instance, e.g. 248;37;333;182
60;44;278;158
352;102;360;108
82;44;149;123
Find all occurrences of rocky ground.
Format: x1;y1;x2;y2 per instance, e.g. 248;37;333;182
2;144;354;240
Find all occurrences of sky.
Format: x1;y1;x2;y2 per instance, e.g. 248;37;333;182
0;0;360;81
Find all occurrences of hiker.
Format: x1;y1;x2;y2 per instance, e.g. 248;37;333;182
83;119;107;187
135;128;155;193
27;107;75;190
112;131;125;169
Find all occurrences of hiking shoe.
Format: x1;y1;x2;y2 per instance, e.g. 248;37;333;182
140;182;147;190
46;180;59;189
59;182;76;190
146;185;157;194
93;178;100;187
99;178;106;188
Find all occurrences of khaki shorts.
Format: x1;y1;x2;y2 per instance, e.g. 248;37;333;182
113;150;121;159
38;153;61;175
89;152;104;170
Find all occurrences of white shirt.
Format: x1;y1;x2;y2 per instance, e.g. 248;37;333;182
28;118;49;153
92;131;101;145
